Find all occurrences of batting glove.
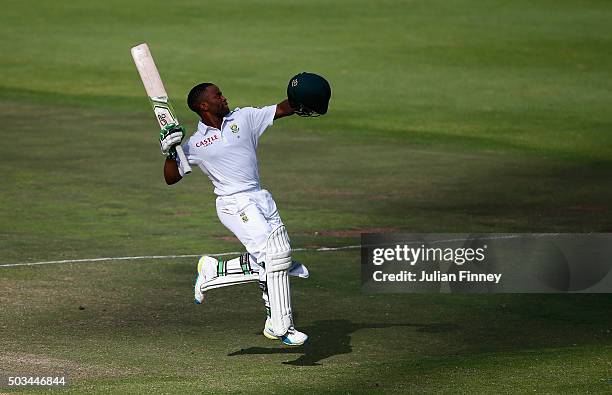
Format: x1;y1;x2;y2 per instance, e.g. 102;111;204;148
159;124;185;159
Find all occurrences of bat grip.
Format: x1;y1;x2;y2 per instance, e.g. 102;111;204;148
175;145;192;175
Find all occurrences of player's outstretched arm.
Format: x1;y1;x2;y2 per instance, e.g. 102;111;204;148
164;158;182;185
274;99;294;120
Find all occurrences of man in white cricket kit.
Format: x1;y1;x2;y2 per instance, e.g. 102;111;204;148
160;75;331;346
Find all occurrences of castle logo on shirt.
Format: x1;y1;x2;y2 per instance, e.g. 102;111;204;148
195;134;220;147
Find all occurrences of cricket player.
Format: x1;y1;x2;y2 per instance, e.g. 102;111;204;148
159;73;331;346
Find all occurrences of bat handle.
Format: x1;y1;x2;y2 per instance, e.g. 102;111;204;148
175;145;192;175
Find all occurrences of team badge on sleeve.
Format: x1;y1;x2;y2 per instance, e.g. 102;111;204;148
240;212;249;223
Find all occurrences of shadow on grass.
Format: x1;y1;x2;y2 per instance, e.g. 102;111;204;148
228;319;459;366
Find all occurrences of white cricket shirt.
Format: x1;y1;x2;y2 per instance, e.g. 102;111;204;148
177;105;276;196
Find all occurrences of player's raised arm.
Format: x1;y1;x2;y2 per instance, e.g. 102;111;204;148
164;157;182;185
274;99;294;119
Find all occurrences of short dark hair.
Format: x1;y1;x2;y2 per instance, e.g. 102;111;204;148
187;83;213;113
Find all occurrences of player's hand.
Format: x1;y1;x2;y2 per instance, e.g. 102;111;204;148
159;124;185;159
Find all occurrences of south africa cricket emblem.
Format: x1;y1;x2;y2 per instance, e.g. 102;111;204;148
240;212;249;223
230;124;239;133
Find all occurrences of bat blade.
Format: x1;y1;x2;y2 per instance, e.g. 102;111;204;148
130;43;167;99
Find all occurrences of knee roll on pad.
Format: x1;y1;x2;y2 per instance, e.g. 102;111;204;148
266;225;292;272
265;225;293;336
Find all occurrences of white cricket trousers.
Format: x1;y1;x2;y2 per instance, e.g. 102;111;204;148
216;189;284;270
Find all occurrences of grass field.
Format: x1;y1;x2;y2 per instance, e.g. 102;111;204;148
1;0;612;393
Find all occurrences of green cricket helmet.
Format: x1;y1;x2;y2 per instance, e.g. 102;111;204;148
287;72;331;117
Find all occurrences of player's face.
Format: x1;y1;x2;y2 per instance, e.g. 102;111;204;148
204;85;230;116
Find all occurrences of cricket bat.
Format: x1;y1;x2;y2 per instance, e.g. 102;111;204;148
130;43;192;175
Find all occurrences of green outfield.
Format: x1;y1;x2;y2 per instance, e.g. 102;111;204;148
1;0;612;393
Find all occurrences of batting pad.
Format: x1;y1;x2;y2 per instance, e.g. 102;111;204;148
200;273;259;292
266;225;293;336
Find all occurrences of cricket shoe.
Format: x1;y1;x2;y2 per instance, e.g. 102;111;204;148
263;319;308;345
281;327;308;347
263;318;279;340
194;256;217;304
